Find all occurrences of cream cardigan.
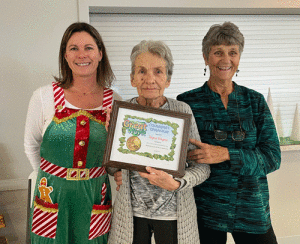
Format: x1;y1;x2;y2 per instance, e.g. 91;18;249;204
108;98;210;244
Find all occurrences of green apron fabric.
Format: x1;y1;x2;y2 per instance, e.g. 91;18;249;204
30;87;112;244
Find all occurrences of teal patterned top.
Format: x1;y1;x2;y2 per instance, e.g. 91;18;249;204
177;81;281;234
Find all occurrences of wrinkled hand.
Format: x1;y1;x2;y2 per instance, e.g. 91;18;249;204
105;108;112;132
113;170;122;191
188;139;230;164
139;167;180;191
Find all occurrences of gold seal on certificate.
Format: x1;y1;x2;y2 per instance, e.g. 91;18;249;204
126;136;142;152
103;101;191;178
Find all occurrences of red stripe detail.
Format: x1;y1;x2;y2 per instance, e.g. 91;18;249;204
32;208;58;239
89;167;107;178
89;212;111;239
52;82;65;111
35;219;57;237
100;183;107;205
46;164;62;175
34;215;57;235
40;158;106;179
71;170;77;178
103;88;113;109
89;214;110;239
73;115;90;168
55;169;67;178
32;209;49;230
32;209;58;238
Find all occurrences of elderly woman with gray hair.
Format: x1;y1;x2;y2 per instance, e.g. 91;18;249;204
107;40;210;244
177;22;281;244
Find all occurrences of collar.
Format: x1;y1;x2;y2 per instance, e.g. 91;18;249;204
202;81;240;99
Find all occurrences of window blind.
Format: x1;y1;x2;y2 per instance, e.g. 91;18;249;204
90;14;300;137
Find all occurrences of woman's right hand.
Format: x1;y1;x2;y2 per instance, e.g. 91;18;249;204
188;138;230;164
113;170;122;191
105;108;112;132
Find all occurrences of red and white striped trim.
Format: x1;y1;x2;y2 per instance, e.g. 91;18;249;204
40;158;106;180
100;183;107;205
88;205;111;240
32;197;58;239
52;82;65;112
103;88;113;109
52;82;113;111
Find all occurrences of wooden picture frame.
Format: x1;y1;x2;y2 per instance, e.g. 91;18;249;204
103;100;191;178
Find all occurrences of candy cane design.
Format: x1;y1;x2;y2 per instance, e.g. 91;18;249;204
100;183;107;205
88;183;112;240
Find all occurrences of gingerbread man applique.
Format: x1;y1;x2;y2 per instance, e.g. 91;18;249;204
38;177;53;204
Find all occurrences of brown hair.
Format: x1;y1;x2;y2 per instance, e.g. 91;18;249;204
54;22;115;88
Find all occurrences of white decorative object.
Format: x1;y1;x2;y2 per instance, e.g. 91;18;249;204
267;88;275;117
267;88;279;139
275;106;284;138
290;103;300;141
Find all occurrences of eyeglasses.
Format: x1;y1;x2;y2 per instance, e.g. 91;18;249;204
214;130;245;141
209;87;246;142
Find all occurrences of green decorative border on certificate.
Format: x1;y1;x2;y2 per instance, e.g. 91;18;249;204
103;100;191;178
117;115;179;161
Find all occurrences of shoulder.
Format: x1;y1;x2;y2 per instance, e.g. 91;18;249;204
30;84;53;103
31;84;55;116
237;84;264;99
167;98;193;114
40;83;53;95
236;84;266;110
236;84;270;122
167;97;189;107
32;83;52;95
41;83;55;104
177;87;203;100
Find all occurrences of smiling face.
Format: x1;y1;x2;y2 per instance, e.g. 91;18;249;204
204;44;240;83
64;31;102;79
131;52;170;105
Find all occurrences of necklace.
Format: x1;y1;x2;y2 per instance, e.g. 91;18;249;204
71;85;99;95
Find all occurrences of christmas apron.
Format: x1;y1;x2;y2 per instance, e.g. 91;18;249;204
30;82;112;244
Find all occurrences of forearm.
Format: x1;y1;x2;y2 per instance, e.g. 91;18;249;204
183;103;210;189
178;163;210;191
229;143;280;176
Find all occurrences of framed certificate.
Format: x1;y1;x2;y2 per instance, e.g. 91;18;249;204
103;100;191;178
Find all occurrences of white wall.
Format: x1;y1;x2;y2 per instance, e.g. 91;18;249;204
0;0;78;181
0;0;299;243
78;0;300;11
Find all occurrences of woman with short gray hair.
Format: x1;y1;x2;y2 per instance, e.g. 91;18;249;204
202;22;245;60
108;40;210;244
177;22;280;244
130;40;174;81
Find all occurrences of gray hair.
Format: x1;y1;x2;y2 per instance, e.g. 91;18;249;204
202;22;245;60
130;40;174;81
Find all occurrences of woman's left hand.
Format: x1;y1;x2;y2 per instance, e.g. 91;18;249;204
188;138;230;164
139;167;180;191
